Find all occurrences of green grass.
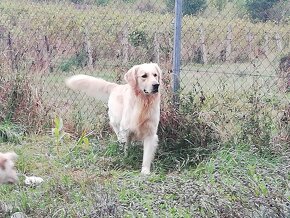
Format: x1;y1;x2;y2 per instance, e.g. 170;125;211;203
0;121;24;143
0;135;289;217
181;58;280;93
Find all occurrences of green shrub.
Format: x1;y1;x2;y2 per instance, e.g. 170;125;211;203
70;0;84;3
212;0;227;11
121;0;137;3
245;0;286;22
166;0;207;15
267;1;290;23
0;121;23;143
95;0;110;6
129;30;148;47
58;51;87;72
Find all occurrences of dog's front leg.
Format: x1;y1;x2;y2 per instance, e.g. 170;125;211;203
118;128;128;143
141;135;158;175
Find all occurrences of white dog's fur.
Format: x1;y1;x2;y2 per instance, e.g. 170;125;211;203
0;152;18;184
65;63;162;174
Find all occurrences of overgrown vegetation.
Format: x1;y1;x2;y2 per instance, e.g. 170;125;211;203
1;63;288;216
0;72;50;141
279;53;290;92
157;75;219;171
0;0;289;217
245;0;290;22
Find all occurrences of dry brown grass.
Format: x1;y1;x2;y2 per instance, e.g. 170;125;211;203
0;72;50;134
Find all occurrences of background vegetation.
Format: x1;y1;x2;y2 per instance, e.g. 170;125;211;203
0;0;289;217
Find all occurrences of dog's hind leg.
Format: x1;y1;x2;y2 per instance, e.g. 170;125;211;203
109;115;124;143
141;134;158;175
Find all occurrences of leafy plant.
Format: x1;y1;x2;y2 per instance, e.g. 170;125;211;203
51;116;67;146
77;130;92;148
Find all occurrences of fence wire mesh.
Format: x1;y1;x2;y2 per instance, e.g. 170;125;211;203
0;0;289;144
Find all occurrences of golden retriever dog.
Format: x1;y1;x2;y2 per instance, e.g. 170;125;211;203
65;63;162;174
0;152;18;184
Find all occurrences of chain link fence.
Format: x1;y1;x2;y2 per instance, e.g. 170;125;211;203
0;0;289;144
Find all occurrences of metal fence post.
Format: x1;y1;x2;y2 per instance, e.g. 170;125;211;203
173;0;182;107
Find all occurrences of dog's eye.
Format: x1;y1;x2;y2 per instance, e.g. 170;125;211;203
141;74;147;78
153;74;157;77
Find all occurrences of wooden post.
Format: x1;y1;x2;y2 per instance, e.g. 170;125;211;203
285;31;290;51
122;26;129;64
165;31;173;71
7;32;14;72
263;32;269;56
275;32;283;52
199;25;207;64
153;32;160;64
225;25;232;61
44;35;53;73
246;30;254;61
84;27;93;70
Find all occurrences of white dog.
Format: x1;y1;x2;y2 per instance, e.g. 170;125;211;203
66;63;162;174
0;152;18;184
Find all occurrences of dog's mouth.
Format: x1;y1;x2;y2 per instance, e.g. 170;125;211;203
143;89;159;94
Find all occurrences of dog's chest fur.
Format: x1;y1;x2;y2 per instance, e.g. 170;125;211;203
128;95;160;139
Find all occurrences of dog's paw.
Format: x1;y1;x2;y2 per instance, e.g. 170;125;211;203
141;168;150;175
117;131;128;144
118;137;127;144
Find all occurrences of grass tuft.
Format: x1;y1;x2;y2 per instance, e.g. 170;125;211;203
0;121;24;143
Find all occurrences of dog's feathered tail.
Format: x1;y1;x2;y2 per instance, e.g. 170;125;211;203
65;74;118;102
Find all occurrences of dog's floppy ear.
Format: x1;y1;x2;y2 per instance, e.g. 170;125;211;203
153;63;162;83
124;65;139;87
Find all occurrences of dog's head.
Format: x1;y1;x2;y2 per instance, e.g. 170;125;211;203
0;152;18;184
124;63;162;95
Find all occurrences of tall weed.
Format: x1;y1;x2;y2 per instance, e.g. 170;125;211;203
157;71;220;171
0;72;50;134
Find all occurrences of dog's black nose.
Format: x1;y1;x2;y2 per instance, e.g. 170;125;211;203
152;84;159;92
